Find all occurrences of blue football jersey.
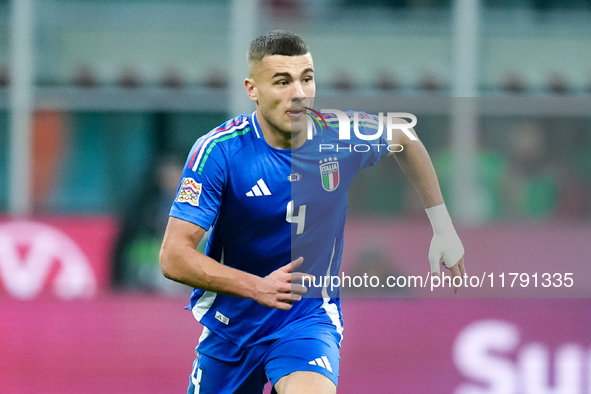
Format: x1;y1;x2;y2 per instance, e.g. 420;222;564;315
170;110;389;350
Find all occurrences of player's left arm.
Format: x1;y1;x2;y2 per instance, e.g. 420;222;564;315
387;120;466;293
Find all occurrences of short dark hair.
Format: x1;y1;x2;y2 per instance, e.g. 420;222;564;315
248;30;309;64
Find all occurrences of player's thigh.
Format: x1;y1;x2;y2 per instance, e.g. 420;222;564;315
274;371;336;394
265;334;340;394
187;351;267;394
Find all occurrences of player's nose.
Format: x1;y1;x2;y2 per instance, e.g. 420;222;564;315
290;81;306;100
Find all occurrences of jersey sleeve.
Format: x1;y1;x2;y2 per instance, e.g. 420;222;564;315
169;137;226;230
350;111;390;169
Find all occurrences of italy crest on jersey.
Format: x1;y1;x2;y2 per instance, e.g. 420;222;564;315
319;157;340;192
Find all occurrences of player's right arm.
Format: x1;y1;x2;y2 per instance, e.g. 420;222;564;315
159;217;307;310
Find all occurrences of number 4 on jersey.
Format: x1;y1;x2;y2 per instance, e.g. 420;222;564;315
286;200;306;235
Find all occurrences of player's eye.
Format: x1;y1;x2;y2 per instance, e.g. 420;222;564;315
275;80;289;86
303;76;313;83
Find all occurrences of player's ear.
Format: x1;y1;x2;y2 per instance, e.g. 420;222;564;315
245;78;258;102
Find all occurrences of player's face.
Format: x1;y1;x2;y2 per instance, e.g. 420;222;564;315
246;53;315;146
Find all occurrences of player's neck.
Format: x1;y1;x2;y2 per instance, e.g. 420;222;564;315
257;114;306;150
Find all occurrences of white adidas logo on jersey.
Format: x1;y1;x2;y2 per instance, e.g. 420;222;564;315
246;178;272;197
308;356;333;373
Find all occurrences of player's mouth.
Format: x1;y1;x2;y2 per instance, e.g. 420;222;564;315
287;108;305;118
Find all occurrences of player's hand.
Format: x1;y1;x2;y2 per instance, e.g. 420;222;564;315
254;257;309;310
428;232;465;294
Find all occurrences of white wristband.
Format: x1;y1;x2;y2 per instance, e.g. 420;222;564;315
425;203;464;271
425;203;455;235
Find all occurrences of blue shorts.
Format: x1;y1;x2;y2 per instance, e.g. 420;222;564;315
187;325;340;394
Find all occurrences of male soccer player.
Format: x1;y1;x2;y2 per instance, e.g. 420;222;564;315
160;30;465;394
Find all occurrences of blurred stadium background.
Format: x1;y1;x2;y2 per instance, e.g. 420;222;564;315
0;0;590;393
